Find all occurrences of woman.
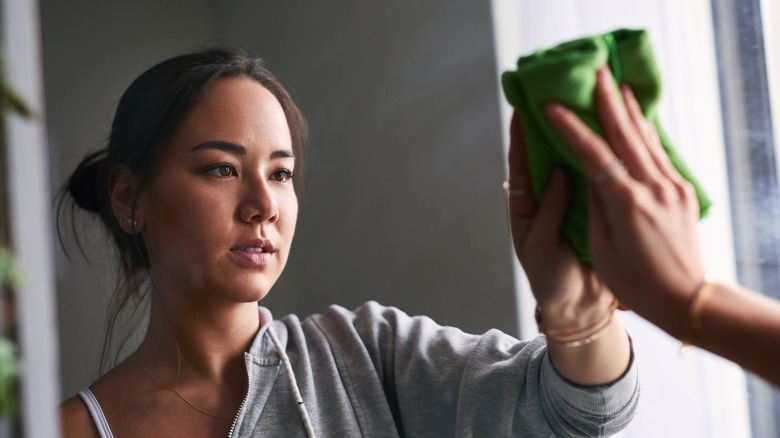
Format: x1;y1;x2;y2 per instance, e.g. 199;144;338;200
59;49;638;437
544;65;780;388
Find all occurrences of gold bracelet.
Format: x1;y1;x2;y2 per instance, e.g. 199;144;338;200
681;273;716;355
536;298;619;347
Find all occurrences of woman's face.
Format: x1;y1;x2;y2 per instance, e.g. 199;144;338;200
137;75;298;303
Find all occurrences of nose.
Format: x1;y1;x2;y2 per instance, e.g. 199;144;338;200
239;177;279;224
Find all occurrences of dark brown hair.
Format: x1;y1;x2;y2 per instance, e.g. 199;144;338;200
59;48;309;369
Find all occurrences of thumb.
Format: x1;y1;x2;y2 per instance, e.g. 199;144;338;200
587;186;609;258
528;168;569;247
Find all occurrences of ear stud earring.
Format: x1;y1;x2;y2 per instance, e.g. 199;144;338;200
126;218;137;228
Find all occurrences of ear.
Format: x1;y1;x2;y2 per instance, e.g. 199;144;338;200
108;164;143;234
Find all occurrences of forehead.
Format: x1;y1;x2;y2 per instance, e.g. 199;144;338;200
170;76;292;153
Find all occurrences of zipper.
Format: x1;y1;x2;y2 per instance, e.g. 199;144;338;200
227;352;251;438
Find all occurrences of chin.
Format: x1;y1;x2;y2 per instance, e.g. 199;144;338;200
225;279;275;303
246;291;271;303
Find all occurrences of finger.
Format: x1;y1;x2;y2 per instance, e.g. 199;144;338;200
507;113;537;217
507;113;538;253
620;84;680;182
594;66;659;183
527;168;569;249
545;102;621;185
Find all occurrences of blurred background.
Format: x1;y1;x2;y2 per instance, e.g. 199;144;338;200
3;0;779;436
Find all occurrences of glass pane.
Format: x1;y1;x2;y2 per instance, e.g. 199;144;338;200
711;0;780;436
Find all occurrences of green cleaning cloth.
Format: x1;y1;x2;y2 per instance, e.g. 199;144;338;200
501;28;711;262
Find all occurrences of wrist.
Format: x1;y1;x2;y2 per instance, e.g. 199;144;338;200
680;273;717;353
536;293;617;332
536;296;619;346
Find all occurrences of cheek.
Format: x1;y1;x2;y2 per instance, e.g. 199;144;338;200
144;186;234;254
281;196;299;238
179;198;226;235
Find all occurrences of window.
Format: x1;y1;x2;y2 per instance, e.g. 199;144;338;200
491;0;772;436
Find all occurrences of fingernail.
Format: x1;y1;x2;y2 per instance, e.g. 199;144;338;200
620;84;635;100
545;102;564;116
597;65;612;82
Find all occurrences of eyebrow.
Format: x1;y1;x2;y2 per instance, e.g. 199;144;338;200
270;150;296;160
190;141;295;160
190;141;246;155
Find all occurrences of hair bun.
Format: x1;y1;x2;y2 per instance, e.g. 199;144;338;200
67;150;106;214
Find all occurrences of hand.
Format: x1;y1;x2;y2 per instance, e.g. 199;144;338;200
507;113;615;331
544;66;706;335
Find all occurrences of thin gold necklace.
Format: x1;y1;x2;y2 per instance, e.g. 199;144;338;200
142;365;233;421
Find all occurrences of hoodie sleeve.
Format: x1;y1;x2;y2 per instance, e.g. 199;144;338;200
310;301;639;437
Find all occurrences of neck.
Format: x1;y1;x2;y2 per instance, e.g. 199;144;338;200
139;287;262;384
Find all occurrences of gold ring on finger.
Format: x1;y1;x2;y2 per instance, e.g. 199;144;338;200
592;160;628;186
503;180;531;196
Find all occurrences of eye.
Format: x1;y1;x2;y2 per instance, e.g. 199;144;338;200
270;169;294;182
206;164;237;178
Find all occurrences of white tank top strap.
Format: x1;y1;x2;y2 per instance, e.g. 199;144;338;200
77;388;115;438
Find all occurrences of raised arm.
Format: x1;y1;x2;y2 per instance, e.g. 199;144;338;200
545;65;780;387
506;111;631;386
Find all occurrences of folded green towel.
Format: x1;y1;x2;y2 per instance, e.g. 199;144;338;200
501;28;711;262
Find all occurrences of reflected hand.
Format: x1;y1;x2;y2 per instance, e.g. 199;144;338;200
544;66;705;333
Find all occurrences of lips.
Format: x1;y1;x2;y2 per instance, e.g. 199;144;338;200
230;239;274;266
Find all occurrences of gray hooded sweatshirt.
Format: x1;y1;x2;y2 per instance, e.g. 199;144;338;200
80;301;639;437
